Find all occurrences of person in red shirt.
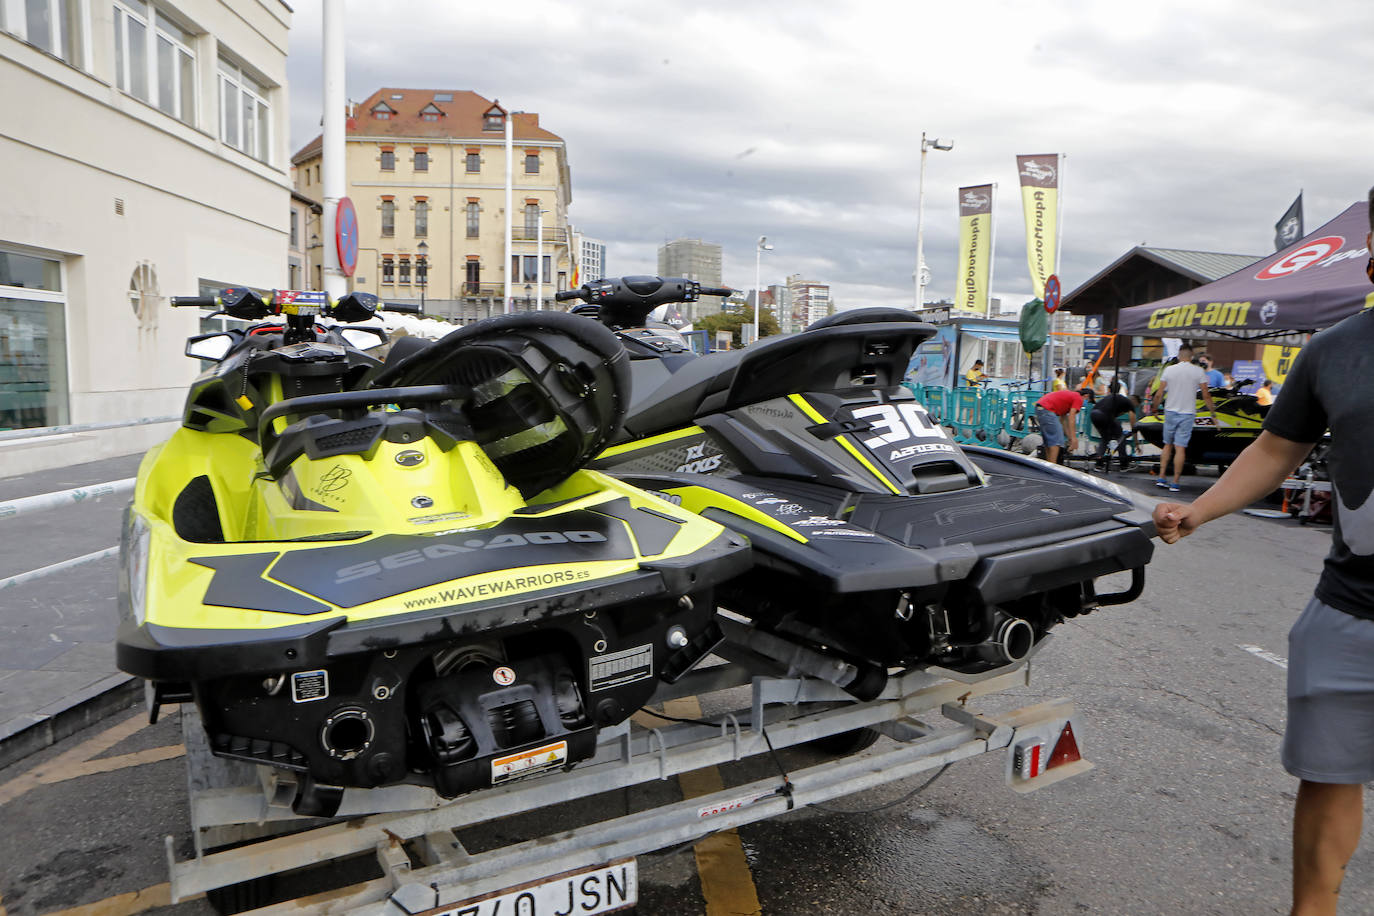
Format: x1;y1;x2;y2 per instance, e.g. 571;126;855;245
1035;388;1083;465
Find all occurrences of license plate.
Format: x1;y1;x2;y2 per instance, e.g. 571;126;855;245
420;859;637;915
491;740;568;785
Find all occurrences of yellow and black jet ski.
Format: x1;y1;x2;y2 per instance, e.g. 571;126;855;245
118;288;748;816
1135;378;1267;470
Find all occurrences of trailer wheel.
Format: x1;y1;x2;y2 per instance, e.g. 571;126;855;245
807;727;881;756
206;875;275;915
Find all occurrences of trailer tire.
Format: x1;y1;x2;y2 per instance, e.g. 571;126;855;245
807;727;881;756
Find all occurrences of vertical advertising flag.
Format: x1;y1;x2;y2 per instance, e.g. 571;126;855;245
957;184;994;315
1274;193;1304;251
1016;154;1060;299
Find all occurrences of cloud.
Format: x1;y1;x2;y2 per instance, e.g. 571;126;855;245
286;0;1374;309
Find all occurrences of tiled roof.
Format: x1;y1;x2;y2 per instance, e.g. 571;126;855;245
291;88;563;163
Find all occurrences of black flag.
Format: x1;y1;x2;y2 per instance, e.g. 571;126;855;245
1274;193;1304;251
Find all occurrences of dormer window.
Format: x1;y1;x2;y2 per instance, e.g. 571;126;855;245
420;102;444;122
371;101;395;121
483;104;506;132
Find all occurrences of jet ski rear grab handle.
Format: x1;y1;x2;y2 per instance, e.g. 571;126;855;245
166;622;1093;910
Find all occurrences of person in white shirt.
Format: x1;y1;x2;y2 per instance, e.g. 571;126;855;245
1146;344;1216;491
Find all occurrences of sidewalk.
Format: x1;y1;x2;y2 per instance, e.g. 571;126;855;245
0;452;148;768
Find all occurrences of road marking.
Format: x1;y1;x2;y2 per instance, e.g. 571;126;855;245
0;710;181;807
35;882;203;916
1238;644;1289;670
663;697;763;916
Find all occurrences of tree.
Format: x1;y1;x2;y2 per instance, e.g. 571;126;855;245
695;310;781;349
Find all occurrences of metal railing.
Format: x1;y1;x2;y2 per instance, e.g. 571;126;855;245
509;226;568;244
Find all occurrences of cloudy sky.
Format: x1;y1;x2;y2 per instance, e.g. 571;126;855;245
286;0;1374;311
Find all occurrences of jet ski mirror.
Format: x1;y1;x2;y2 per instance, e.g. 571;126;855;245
185;332;236;361
339;327;388;350
331;292;379;323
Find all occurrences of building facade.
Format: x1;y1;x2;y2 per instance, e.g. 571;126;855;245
787;274;833;329
767;283;793;334
577;234;605;283
1;0;292;472
292;89;572;323
288;189;322;291
657;238;723;320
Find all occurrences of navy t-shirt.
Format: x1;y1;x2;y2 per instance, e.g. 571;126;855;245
1264;308;1374;619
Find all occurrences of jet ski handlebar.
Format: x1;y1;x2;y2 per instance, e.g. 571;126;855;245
172;289;381;324
556;276;735;328
256;384;466;450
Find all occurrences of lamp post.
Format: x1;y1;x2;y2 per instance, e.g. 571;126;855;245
753;236;773;345
524;283;533;310
914;132;954;310
416;239;428;316
535;209;547;310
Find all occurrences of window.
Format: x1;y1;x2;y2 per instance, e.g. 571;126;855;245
289;210;298;248
466;201;479;239
512;255;539;284
434;92;453;102
525;151;540;174
114;2;195;123
542;256;551;284
420;103;443;121
398;258;411;284
524;203;539;235
8;0;84;66
380;148;394;170
465;260;480;293
483;107;504;131
371;101;394;120
465;149;480;173
219;58;271;161
381;257;394;284
380;199;395;237
0;250;69;430
414;200;428;238
414;148;429;171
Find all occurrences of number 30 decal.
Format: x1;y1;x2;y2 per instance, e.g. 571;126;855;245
851;403;945;448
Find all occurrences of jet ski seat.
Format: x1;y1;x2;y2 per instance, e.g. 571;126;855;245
371;311;630;496
619;318;936;440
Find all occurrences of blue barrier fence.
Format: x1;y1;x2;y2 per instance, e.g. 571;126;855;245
906;384;1126;455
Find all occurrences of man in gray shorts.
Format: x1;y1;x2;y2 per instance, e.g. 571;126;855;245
1153;188;1374;916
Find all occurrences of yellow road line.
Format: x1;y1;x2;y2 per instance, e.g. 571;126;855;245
36;882;203;916
0;710;180;807
663;698;763;916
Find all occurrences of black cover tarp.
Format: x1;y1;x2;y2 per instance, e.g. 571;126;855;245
1117;201;1372;341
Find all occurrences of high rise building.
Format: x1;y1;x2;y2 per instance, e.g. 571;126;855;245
292;89;572;322
657;238;723;320
1;0;292;471
787;274;833;329
578;235;606;283
768;284;793;334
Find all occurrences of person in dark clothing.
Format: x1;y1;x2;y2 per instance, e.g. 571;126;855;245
1090;389;1142;470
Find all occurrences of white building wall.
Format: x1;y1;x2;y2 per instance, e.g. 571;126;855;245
0;0;291;474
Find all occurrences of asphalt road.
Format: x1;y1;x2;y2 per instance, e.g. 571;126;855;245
0;467;1360;916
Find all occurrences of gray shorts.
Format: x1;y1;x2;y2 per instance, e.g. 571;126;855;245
1283;597;1374;783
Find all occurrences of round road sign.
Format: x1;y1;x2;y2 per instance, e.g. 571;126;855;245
1043;274;1062;313
335;197;359;277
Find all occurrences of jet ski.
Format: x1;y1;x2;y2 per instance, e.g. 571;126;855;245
117;288;749;816
1135;379;1266;470
560;277;1156;682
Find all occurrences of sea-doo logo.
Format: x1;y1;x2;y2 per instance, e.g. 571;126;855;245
676;441;723;474
333;530;609;584
1256;236;1344;280
1020;160;1056;182
1260;300;1278;325
395;450;424;467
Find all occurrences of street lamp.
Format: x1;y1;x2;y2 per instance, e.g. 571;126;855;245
416;240;428;316
535;209;548;310
524;283;533;310
914;132;954;310
753;236;773;345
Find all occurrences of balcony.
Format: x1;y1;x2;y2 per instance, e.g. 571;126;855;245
509;226;568;244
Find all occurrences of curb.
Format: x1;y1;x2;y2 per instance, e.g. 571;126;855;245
0;673;142;771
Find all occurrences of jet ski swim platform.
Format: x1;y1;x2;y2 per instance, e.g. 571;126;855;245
165;620;1094;913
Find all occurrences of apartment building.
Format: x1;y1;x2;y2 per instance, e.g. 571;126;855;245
292;89;572;323
787;274;833;329
0;0;292;471
657;238;723;321
577;234;605;283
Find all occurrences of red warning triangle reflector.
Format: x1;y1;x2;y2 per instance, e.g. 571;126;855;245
1047;721;1081;770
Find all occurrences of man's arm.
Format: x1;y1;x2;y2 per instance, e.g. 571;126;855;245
1199;378;1217;413
1152;431;1315;543
1148;377;1167;413
1065;407;1079;449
